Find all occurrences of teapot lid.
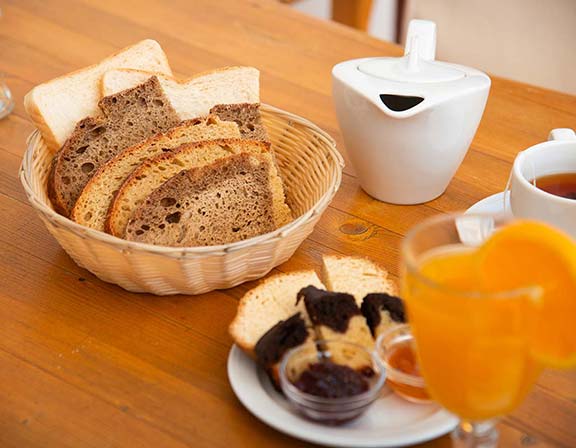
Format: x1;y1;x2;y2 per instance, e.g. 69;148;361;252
358;20;466;84
358;56;465;83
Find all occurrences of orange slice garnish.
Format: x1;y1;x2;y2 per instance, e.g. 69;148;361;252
478;221;576;368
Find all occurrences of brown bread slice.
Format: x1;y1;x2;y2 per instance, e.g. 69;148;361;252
48;76;180;217
70;116;240;231
211;103;292;226
124;153;276;246
210;103;269;141
107;138;291;237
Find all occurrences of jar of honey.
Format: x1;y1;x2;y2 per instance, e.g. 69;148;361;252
376;324;431;403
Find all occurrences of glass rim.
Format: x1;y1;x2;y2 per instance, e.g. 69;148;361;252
402;212;542;300
375;324;426;387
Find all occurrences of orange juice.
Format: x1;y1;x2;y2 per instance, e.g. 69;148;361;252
403;247;543;421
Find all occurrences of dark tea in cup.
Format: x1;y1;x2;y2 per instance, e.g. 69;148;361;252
533;173;576;200
510;128;576;237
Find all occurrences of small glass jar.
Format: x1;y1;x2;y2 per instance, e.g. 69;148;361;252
279;340;386;425
0;74;14;120
376;324;431;403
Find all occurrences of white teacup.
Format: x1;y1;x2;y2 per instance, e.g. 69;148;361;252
509;128;576;237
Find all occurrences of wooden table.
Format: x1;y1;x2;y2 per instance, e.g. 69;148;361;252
1;0;575;446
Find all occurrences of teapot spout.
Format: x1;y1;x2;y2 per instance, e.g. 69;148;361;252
379;94;424;113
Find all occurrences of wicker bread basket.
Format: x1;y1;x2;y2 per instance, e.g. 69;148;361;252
19;104;344;295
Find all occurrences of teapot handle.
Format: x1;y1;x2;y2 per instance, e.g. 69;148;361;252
404;20;436;62
548;128;576;141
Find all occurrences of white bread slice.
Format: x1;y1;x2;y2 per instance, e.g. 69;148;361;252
101;67;260;120
229;270;325;356
70;116;241;232
321;255;397;305
24;40;172;152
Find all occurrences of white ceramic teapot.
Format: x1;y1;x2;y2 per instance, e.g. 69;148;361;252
332;20;491;204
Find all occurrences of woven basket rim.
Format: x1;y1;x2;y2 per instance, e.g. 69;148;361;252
19;103;344;258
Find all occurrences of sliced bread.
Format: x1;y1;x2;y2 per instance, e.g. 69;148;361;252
25;40;172;152
48;76;181;217
321;255;397;305
101;66;259;119
106;138;292;237
70;116;241;231
229;270;325;356
210;103;268;141
124;153;277;246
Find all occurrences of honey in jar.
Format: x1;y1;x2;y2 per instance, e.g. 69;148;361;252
385;339;430;402
376;324;431;403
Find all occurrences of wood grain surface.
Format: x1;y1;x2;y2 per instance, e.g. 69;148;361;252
0;0;575;447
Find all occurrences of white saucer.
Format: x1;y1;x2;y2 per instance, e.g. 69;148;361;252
227;345;458;447
465;191;512;216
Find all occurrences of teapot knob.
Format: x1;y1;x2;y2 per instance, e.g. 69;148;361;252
404;20;437;62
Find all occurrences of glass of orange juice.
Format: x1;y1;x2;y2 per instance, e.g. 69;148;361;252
402;213;544;447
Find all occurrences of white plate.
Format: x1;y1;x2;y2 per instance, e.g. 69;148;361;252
465;191;512;216
227;345;458;447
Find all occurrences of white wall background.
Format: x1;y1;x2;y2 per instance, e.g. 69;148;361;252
289;0;576;94
292;0;397;42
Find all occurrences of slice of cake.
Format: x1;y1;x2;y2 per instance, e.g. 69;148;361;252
229;270;325;356
297;285;374;369
254;313;315;387
360;293;406;338
321;255;397;306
